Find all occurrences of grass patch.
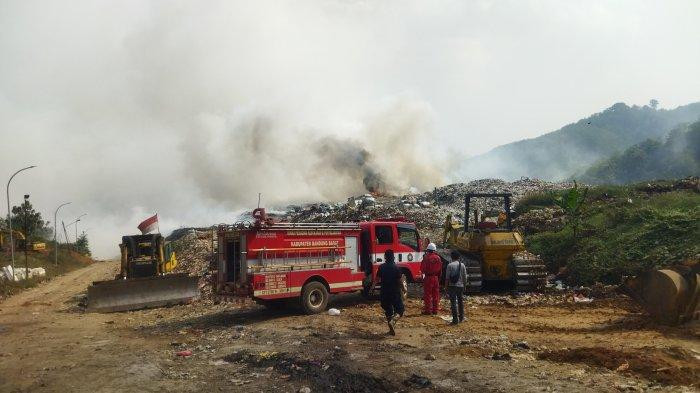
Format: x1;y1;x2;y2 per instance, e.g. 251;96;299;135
514;190;563;215
526;180;700;285
0;245;93;298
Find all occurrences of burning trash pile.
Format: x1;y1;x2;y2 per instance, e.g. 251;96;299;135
279;178;574;240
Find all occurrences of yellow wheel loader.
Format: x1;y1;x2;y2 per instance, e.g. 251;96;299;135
0;229;45;251
440;193;547;292
86;234;199;312
623;261;699;325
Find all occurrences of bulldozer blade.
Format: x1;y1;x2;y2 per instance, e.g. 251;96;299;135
87;273;200;313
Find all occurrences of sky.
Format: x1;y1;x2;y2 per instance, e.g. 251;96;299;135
1;0;699;258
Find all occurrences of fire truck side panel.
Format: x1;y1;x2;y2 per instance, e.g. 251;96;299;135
250;268;365;300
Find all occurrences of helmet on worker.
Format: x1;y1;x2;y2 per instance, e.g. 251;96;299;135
426;243;437;252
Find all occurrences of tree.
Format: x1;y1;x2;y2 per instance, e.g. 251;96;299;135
553;181;588;241
10;200;52;241
649;99;659;109
75;233;91;256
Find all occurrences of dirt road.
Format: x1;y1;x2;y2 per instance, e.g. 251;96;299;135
0;262;698;392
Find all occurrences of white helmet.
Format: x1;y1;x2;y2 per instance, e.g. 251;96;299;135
426;243;437;251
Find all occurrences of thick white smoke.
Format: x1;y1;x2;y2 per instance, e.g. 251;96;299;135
182;99;446;206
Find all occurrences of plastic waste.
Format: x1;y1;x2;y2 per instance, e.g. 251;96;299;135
327;308;340;316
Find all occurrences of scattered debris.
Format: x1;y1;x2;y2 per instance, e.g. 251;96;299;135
573;293;593;303
490;352;512;361
403;374;432;389
176;350;193;357
327;308;340;316
513;341;530;350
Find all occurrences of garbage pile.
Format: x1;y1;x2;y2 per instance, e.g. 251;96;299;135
512;207;566;235
170;229;215;300
171;229;214;276
280;178;574;240
1;265;46;281
636;176;699;193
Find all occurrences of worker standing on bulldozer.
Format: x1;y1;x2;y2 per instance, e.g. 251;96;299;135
421;243;442;314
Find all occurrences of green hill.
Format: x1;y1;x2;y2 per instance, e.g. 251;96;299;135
460;102;700;181
517;178;700;285
577;121;700;184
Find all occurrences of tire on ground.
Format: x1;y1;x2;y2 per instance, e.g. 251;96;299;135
300;281;329;314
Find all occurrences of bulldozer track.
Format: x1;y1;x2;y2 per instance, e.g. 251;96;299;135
512;251;547;292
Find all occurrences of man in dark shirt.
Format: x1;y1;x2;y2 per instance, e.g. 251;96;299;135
378;249;404;335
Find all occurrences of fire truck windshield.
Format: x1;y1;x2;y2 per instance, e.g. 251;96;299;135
397;225;419;251
375;225;393;244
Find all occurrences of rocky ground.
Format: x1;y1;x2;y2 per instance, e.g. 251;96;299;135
0;261;698;393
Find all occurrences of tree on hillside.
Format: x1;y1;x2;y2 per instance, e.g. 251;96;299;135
75;233;91;256
649;99;659;109
10;200;52;241
553;181;588;241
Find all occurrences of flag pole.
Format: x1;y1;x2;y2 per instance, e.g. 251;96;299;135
156;213;160;234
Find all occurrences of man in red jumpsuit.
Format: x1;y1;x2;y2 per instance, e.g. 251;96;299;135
421;242;442;314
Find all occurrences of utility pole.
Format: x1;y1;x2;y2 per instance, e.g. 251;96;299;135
23;194;29;287
75;213;87;241
62;221;69;249
66;214;86;251
53;202;71;266
6;165;36;273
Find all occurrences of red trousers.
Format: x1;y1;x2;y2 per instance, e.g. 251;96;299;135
422;275;440;313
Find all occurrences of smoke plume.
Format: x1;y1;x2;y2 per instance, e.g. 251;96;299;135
182;99;446;207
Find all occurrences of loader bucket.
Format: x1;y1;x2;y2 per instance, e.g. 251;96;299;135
624;269;699;325
86;273;200;313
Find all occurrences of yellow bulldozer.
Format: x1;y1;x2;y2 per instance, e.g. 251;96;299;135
440;192;547;292
86;234;199;312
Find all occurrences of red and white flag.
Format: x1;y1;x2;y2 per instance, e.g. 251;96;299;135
137;214;159;234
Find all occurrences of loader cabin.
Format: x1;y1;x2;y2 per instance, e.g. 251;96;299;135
216;211;423;314
465;193;514;232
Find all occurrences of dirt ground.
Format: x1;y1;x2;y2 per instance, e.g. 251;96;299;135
0;261;698;393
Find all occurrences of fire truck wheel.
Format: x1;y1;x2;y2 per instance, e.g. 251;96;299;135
301;281;329;314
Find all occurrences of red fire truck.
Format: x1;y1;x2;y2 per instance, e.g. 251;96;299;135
216;209;424;314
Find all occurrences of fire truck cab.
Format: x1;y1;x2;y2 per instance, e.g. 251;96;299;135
216;213;423;314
